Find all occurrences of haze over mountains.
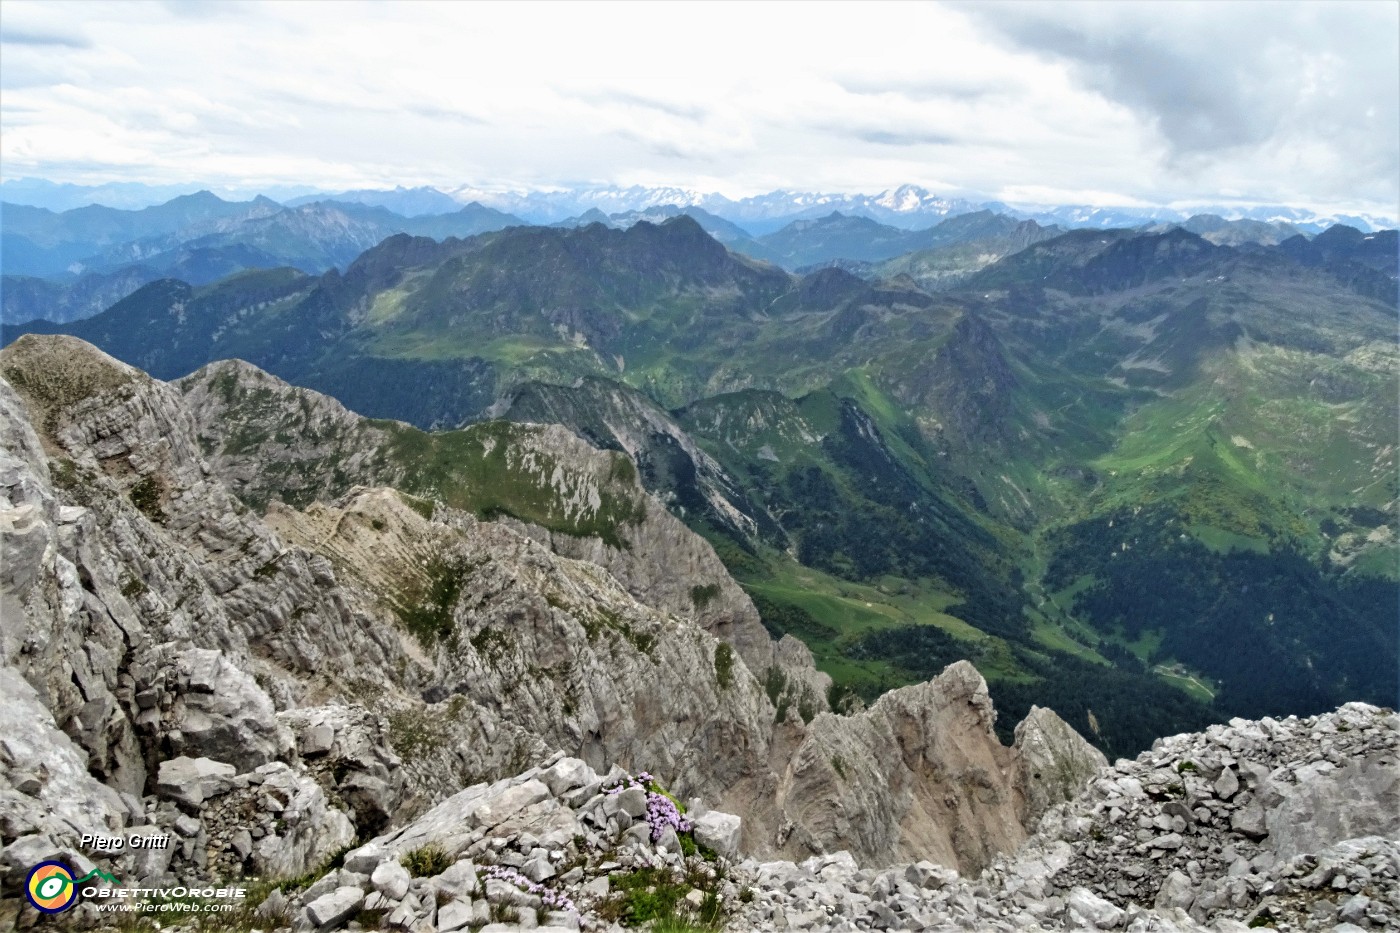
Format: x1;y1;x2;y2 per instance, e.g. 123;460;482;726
5;191;1395;762
4;182;1392;326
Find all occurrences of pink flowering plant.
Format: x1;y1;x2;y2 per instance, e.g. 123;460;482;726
485;864;579;915
603;770;694;844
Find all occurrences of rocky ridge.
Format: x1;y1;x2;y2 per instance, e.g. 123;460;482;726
40;703;1390;933
1;335;1105;930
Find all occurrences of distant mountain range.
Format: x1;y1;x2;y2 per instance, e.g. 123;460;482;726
3;182;1394;325
5;179;1394;234
0;196;526;323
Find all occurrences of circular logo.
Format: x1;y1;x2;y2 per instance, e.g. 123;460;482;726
26;861;78;913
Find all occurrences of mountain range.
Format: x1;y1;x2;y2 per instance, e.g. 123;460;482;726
7;184;1381;327
7;179;1394;233
6;212;1394;760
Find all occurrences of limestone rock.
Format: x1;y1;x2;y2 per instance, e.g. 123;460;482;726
305;885;365;930
1014;704;1109;826
249;763;357;879
156;756;236;810
774;660;1101;872
371;858;411;900
692;810;743;860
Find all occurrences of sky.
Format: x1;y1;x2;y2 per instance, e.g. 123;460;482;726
1;0;1397;215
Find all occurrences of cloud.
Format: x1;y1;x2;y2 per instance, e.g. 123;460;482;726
961;2;1399;162
854;129;958;147
580;90;709;123
834;74;1018;103
0;0;1393;215
0;27;90;48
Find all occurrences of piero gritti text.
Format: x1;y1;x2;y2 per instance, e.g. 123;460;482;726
80;832;172;852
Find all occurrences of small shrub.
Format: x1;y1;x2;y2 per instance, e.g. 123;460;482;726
764;666;787;706
128;475;164;520
1176;760;1198;774
401;843;451;878
51;458;79;490
608;866;688;924
387;708;446;757
470;626;513;663
396;490;435;520
690;583;721;610
713;642;734;689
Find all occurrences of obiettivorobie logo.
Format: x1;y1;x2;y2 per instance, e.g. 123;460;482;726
25;861;120;913
24;859;247;917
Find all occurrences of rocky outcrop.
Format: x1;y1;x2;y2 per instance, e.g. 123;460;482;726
178;360;819;702
262;485;783;825
26;703;1387;933
987;700;1400;930
0;336;790;863
773;661;1105;873
177;358;394;511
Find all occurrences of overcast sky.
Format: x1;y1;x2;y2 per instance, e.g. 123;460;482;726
1;0;1396;214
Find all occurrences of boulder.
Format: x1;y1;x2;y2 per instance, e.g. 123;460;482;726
249;763;356;879
437;897;475;932
692;810;742;860
371;858;411;900
541;757;596;797
1067;886;1126;929
1266;753;1400;858
1014;705;1108;824
169;649;290;770
305;885;364;930
155;756;236;810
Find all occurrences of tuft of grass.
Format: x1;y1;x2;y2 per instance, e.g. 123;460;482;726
401;844;452;878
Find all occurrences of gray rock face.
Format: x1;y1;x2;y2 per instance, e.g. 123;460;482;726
1266;747;1399;858
1014;705;1110;825
180;359;834;719
166;648;290;769
247;762;357;879
0;667;128;890
279;705;408;834
977;702;1400;933
772;661;1104;873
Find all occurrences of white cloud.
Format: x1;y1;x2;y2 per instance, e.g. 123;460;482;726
0;0;1394;215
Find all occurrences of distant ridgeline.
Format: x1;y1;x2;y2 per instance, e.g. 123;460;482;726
5;209;1396;760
